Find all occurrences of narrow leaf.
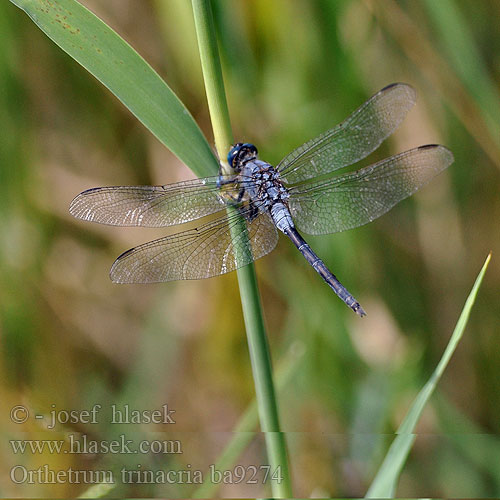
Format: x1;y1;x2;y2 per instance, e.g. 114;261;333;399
10;0;218;178
366;253;491;498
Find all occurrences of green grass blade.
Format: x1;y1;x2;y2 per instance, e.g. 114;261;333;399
191;1;292;496
366;253;491;498
9;0;218;178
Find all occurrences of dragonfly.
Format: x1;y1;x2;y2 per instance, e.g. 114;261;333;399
69;83;454;317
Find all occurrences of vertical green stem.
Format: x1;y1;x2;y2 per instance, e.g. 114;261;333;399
190;0;232;164
191;0;292;497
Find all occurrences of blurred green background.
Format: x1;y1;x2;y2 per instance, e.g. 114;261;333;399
1;0;499;497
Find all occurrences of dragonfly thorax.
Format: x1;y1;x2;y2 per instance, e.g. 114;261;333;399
240;160;290;206
239;159;293;232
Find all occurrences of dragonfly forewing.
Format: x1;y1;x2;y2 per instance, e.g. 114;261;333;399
277;83;417;184
109;209;278;283
69;176;239;227
288;145;454;235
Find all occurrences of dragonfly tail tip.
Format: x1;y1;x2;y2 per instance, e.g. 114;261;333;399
354;304;367;317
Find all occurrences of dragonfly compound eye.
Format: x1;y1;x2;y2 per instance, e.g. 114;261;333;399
227;143;243;168
227;143;258;169
241;144;258;165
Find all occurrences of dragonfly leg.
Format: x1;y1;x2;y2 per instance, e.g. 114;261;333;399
239;201;260;223
216;176;238;188
217;177;247;206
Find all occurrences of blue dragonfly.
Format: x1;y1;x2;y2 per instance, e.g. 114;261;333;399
70;83;454;316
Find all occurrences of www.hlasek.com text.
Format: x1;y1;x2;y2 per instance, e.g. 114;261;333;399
10;434;182;455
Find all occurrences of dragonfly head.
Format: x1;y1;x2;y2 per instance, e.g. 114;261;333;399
227;143;258;171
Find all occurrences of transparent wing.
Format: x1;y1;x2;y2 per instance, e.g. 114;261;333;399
277;83;416;184
109;208;278;283
288;145;454;235
69;176;239;227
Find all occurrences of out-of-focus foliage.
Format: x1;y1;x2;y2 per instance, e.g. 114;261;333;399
1;0;499;497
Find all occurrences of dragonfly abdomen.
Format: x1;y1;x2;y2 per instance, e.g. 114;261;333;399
284;227;366;317
270;202;294;232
